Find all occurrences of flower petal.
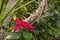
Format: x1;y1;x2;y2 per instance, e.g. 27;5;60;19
13;25;23;32
15;18;23;25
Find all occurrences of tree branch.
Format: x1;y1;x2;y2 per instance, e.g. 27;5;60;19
0;0;17;40
2;0;17;28
24;0;49;23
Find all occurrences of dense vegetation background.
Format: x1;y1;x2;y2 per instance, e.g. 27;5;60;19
0;0;60;40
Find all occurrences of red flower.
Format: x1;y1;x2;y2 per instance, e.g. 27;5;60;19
15;18;23;26
13;18;35;32
14;25;23;32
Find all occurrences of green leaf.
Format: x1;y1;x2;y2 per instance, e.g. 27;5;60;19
32;35;37;40
9;0;35;15
14;32;20;40
0;0;3;13
23;32;32;40
0;1;5;26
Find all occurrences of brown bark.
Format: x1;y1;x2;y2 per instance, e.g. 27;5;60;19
4;0;17;16
0;0;17;40
2;0;17;28
24;0;49;23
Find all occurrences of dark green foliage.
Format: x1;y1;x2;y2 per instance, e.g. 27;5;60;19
0;0;60;40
